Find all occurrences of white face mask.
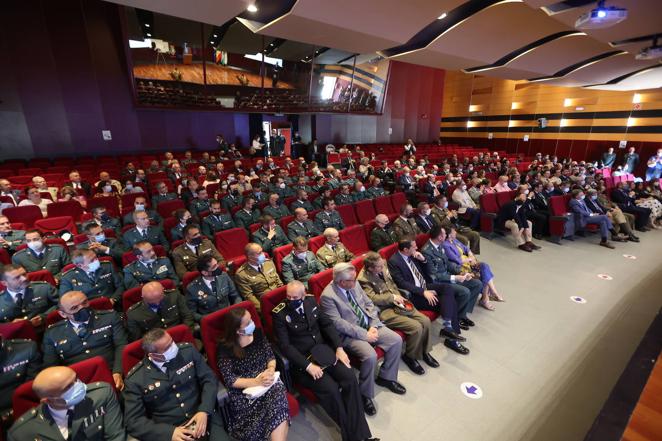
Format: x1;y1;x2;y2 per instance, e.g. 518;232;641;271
295;252;308;260
103;185;112;193
27;240;43;252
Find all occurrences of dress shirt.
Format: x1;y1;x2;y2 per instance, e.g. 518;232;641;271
48;406;71;439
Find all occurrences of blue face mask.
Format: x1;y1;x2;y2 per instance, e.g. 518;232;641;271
580;195;586;200
60;380;87;407
87;259;100;273
94;233;105;243
135;204;145;211
241;320;256;336
591;195;598;201
256;254;266;265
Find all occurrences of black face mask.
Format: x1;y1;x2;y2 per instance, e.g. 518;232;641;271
190;236;202;246
73;307;91;322
100;213;111;222
515;200;524;206
231;190;240;196
210;268;223;277
288;298;304;310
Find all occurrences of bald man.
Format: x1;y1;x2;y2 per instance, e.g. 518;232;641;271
369;214;397;251
234;243;283;313
42;291;127;390
8;366;125;441
125;281;194;341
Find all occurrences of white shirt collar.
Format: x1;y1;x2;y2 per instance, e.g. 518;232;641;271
185;243;197;253
248;263;261;272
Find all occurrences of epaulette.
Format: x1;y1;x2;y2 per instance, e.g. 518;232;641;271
93;309;114;316
86;381;111;392
47;320;66;329
127;302;142;311
126;359;144;378
8;338;33;344
304;294;314;297
30;280;48;285
272;302;286;313
176;341;192;349
12;406;39;427
101;260;113;266
61;266;79;276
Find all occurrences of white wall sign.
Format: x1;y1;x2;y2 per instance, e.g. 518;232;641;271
102;130;112;141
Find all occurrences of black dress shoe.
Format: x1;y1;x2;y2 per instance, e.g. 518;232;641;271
375;377;406;395
440;328;466;341
459;318;475;327
458;322;470;331
401;355;425;375
422;352;440;368
362;396;376;416
628;235;640;242
363;438;380;441
444;339;470;355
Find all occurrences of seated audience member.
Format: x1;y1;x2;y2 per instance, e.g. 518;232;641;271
273;281;377;441
430;196;480;254
189;187;212;219
123;195;162;227
282;236;324;288
124;328;229;441
0;333;41;415
611;181;652;231
320;263;406;416
172;224;224;279
492;175;511;193
414;202;436;233
62;171;92;197
121;179;144;194
234;197;261;230
220;186;243;212
217;307;289;441
644;148;662;181
358;252;437;375
170;208;192;242
392;203;421;240
93;179;120;201
583;189;633;242
398;168;417;201
291;189;314;212
126;281;194;341
367;177;388;198
0;215;25;253
151;181;177;207
95;172;121;192
122;210;170;251
0;263;57;325
42;291;126;390
316;228;355;269
287;208;320;241
451;181;481;230
314;198;346;231
370;214;397;251
529;182;551;238
202;199;236;239
9;366;125;441
234;243;283;313
79;222;125;262
186;255;240;322
31;177;57;199
123;240;179;288
442;227;504;304
12;230;71;277
568;190;616;249
57;186;87;208
517;185;547;240
335;184;354;206
496;193;541;252
59;249;124;304
18;187;52;216
89;206;121;236
262;193;291;221
252;215;290;254
632;182;662;228
387;239;469;355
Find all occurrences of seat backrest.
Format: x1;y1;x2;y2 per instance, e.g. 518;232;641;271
479;193;499;213
415;233;429;249
309;268;333;301
120;192;148;210
0;320;38;342
200;301;262;379
336;204;358;226
87;197;120;218
279;215;295;235
182;271;201;289
122;286;143;313
2;205;43;228
34;216;77;236
354;199;376;224
46;299;114;326
378;242;398;261
339;225;369;255
214;228;249;262
389;192;407;213
308;235;325;254
549;196;569;216
259;286;288;338
26;269;57;287
156;199;185;219
46;200;84;221
273;244;293;274
0;248;10;265
121;324;195;376
496;191;514;207
13;356;115;420
351;255;365;273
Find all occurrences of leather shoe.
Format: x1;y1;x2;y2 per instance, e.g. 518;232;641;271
440;328;466;341
628;235;640;242
362;396;376;416
401;355;425;375
518;244;532;252
525;241;541;250
444;339;470;355
422;352;439;368
375;377;406;395
599;240;615;249
460;317;475;327
363;438;380;441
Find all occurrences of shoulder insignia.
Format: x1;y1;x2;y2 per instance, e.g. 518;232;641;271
93;309;113;316
176;341;192;349
61;266;78;276
30;280;48;285
47;320;66;329
272;302;286;313
127;302;142;311
126;360;144;377
101;260;113;266
304;294;314;297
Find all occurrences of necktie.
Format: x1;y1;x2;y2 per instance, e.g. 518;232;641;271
211;278;217;293
258;265;263;274
37;253;44;260
67;409;74;433
147;262;153;272
346;290;368;329
408;257;426;289
15;293;23;310
141;229;148;239
76;323;88;339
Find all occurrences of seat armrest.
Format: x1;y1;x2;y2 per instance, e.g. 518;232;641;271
271;346;293;392
216;383;231;430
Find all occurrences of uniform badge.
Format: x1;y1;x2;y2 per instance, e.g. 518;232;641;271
285;315;291;323
148;384;154;390
155;381;161;388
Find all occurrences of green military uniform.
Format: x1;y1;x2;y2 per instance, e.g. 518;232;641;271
269;184;294;199
8;381;125;441
281;251;324;288
220;194;243;212
326;178;341;189
123;257;179;289
262;204;291;221
202;213;236;239
251;226;290;254
341;178;356;187
185;274;240;322
430;206;481;254
293;184;313;194
316;243;355;269
0;229;25;253
0;338;41;412
357;268;432;360
334;193;354;206
313;195;327;210
0;281;57;323
122;226;170;252
290;199;314;212
78;217;122;237
189;199;211;218
126;289;195;341
234;260;283;313
286;219;321;241
366;186;387;199
42;310;127;374
170;223;187;242
171;239;225;279
314;210;345;231
123;209;163;227
123;344;229;441
59;261;124;304
76;238;126;263
352;191;368;202
234;208;261;230
151;192;178;207
369;226;398;251
11;245;70;278
250;191;268;204
392;216;421;241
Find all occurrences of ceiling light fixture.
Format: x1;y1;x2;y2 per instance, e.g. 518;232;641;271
247;4;258;13
146;33;152;37
627;117;635;126
144;24;150;27
632;93;642;103
213;34;218;37
563;98;572;107
438;12;447;19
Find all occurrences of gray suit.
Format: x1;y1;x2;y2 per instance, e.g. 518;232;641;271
319;281;402;398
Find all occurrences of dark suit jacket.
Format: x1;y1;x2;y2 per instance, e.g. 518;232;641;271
62;181;92;197
531;192;550;213
369;227;396;251
415;214;436;233
398;174;416;192
610;188;635;207
585;198;608;215
496;201;528;229
387;252;432;297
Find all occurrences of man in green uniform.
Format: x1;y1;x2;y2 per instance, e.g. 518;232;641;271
286;208;321;241
314;199;345;231
123;195;163;227
11;230;70;277
123;241;179;289
233;197;261;230
0;264;57;326
59;249;124;305
262;193;291;221
369;214;397;251
0;335;41;415
122;210;170;251
185;255;240;322
78;223;125;263
251;215;290;255
0;215;25;254
201;200;236;240
281;237;324;288
188;188;212;219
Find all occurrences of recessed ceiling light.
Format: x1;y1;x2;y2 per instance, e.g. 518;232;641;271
438;12;447;19
247;4;258;12
144;24;150;27
146;33;151;37
213;34;218;37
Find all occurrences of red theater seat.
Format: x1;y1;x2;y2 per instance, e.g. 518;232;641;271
87;197;120;218
339;225;369;255
182;271;201;289
46;297;114;326
156;199;185;219
214;228;249;263
389;192;407;212
46;200;84;221
0;320;38;342
259;286;288;337
2;205;43;228
34;216;77;236
354;199;376;224
273;244;293;274
308;269;333;301
336;204;358;226
374;195;394;215
378;243;398;261
26;269;56;287
308;235;325;253
0;249;10;265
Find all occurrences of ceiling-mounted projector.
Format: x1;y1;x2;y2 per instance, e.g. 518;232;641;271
636;45;662;60
575;1;627;29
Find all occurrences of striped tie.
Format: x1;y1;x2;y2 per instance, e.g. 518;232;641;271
408;257;426;289
346;290;369;329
